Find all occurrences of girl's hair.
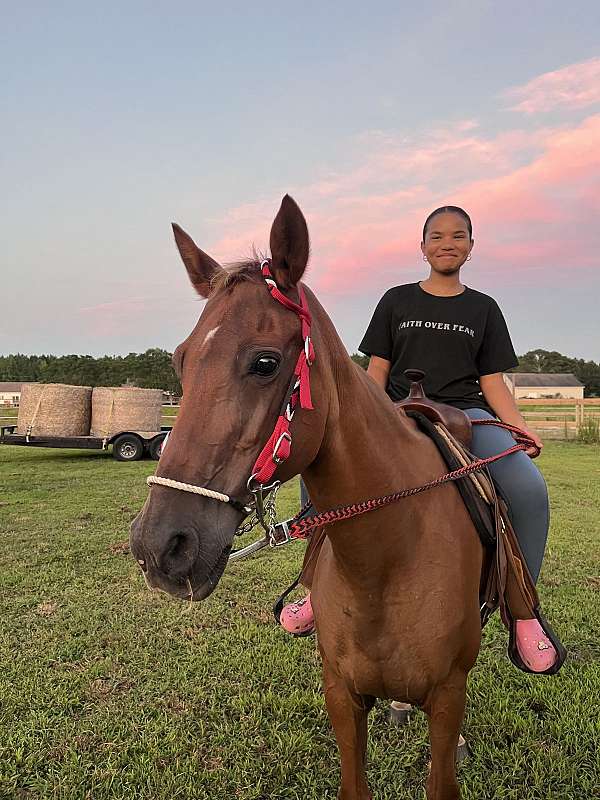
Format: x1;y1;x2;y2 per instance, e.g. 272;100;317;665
422;206;473;241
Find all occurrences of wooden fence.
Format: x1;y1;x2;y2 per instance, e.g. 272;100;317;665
519;399;600;439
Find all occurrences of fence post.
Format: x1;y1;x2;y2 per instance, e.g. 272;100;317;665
575;399;583;435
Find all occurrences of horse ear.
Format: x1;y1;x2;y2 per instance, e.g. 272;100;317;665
172;223;223;298
269;195;310;289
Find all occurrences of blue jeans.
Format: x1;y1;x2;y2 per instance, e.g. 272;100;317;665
300;408;549;583
464;408;549;582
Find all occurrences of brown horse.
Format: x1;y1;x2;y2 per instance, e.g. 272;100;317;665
130;195;483;800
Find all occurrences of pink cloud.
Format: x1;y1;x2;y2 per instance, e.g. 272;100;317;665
203;73;600;302
79;297;154;314
504;57;600;114
207;122;543;268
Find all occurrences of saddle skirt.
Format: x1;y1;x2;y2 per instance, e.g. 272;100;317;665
405;410;565;675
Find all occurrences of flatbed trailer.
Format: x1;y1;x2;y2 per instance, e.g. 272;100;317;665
0;425;171;461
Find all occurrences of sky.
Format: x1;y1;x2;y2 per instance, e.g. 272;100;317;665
2;1;599;361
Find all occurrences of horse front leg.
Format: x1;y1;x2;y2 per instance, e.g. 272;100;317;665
322;659;374;800
423;675;468;800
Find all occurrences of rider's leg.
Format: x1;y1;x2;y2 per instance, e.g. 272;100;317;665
280;477;316;635
465;408;548;581
465;408;556;671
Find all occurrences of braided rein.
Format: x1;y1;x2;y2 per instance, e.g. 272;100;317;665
281;420;538;541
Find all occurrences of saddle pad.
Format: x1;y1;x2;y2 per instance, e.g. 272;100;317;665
405;410;497;549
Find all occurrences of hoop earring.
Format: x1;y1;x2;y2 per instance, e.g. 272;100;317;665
467;253;472;261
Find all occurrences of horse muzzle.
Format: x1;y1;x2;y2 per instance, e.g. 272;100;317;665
129;499;236;601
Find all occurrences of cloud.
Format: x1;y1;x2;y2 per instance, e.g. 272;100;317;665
206;104;600;299
503;57;600;114
459;114;600;263
79;297;155;314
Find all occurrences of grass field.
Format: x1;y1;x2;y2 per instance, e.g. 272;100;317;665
1;442;599;799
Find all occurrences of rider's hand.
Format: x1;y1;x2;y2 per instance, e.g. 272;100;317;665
520;426;543;458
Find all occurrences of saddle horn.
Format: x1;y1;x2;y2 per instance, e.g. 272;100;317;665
396;369;472;449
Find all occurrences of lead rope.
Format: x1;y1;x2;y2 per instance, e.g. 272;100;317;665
148;421;538;543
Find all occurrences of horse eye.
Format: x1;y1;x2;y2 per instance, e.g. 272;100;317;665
251;355;280;377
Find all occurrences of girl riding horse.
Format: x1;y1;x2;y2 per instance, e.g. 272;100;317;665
280;205;559;675
131;196;563;800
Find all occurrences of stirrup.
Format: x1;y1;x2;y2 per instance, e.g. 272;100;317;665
507;610;566;676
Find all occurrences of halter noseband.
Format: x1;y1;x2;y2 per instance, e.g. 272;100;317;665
146;259;315;526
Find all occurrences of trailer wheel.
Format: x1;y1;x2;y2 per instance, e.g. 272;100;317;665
149;437;164;461
113;434;144;462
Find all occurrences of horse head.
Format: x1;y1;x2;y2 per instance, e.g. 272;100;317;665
130;196;330;601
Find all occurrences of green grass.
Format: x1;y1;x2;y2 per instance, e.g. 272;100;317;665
1;443;599;799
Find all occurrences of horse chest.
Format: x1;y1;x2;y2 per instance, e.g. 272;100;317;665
333;645;430;702
317;607;431;699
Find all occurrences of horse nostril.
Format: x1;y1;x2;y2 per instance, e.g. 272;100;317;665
159;531;199;577
167;533;187;560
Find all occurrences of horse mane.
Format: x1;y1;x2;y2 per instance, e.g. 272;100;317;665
210;251;267;295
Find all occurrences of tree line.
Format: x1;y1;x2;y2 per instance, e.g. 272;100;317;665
0;350;181;395
1;347;599;396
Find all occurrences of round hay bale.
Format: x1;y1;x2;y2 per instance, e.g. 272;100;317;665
17;383;92;436
91;387;163;437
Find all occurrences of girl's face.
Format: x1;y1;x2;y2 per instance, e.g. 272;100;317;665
421;212;473;275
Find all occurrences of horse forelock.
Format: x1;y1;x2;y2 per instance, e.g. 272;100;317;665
209;253;267;295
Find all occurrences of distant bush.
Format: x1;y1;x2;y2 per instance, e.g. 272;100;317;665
350;353;369;370
577;417;600;444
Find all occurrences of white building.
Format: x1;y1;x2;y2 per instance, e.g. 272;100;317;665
502;373;584;400
0;382;26;406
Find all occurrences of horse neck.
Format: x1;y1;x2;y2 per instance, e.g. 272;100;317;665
302;293;421;516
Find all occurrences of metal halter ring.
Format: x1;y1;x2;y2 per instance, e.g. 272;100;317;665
269;519;292;547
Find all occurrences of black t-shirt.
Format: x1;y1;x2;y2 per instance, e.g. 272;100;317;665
358;283;518;410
